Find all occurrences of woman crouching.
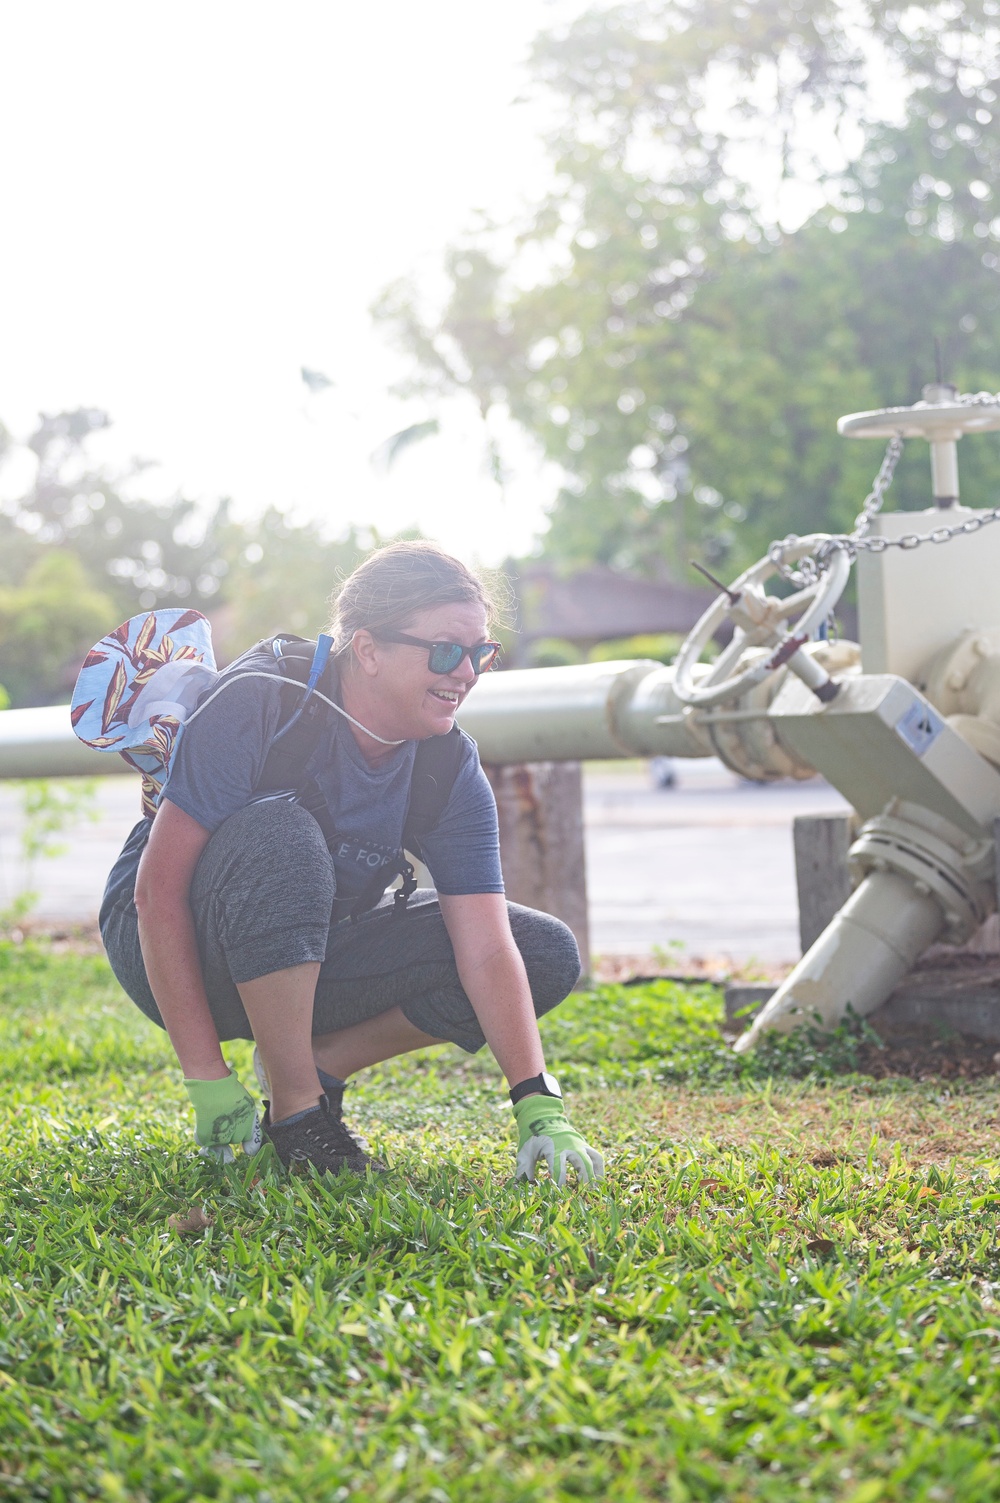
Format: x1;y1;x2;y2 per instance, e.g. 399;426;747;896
100;542;604;1186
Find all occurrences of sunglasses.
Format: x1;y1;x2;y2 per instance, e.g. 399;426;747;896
375;631;502;676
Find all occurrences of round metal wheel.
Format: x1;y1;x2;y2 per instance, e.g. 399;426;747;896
673;536;851;710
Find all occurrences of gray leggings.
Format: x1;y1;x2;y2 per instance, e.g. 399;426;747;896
101;800;581;1051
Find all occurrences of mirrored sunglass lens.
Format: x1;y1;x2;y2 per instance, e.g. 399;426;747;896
428;643;464;673
472;643;499;673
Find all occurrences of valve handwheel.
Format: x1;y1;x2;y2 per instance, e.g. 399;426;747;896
673;535;851;710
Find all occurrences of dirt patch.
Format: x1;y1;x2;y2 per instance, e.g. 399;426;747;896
809;1149;846;1167
0;921;104;954
857;1034;1000;1082
592;953;793;986
605;1079;1000;1168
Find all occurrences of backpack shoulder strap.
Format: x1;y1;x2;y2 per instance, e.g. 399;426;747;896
254;636;339;797
403;725;466;860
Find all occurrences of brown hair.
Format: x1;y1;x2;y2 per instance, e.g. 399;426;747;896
329;541;502;662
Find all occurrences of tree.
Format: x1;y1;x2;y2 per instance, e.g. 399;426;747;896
0;407;428;701
376;0;1000;581
0;408;232;615
217;509;380;657
0;551;118;706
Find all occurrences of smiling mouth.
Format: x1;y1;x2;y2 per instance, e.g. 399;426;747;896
430;689;461;706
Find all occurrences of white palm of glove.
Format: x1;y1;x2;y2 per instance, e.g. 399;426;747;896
202;1111;263;1163
512;1096;605;1187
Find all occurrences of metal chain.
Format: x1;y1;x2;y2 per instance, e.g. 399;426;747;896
766;390;1000;586
848;505;1000;555
850;433;905;542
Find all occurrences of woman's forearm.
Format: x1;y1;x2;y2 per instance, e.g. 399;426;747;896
456;939;546;1087
134;799;223;1080
137;898;227;1079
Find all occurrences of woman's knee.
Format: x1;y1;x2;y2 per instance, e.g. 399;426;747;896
191;799;335;911
507;902;582;1016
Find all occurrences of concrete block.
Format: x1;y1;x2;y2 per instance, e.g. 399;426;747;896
792;813;852;953
724;985;776;1028
871;960;1000;1042
725;958;1000;1041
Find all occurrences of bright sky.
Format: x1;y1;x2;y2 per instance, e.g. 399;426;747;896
0;2;575;565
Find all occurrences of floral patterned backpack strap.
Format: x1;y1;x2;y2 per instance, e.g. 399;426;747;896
70;609;218;818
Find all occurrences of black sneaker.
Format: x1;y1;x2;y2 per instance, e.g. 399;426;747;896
253;1046;347;1121
262;1095;385;1176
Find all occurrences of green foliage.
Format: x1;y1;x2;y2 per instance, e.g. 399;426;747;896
4;947;1000;1498
0;409;234;704
0;410;430;701
377;0;1000;582
1;779;101;932
589;633;683;665
526;636;585;668
1;408;232;617
371;418;442;472
218;510;375;658
0;551;118;706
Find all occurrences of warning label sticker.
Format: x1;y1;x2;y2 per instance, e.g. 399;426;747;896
894;699;944;758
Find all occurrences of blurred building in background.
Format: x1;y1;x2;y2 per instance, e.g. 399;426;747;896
507;562;716;667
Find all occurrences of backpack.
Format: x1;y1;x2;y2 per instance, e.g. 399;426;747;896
71;609;464;919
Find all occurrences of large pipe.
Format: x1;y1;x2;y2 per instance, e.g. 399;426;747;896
734;798;996;1052
0;705;136;778
733;870;944;1052
457;661;711;762
7;657;997;1062
0;662;718;779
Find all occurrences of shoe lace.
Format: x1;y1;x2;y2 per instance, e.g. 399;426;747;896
300;1104;367;1157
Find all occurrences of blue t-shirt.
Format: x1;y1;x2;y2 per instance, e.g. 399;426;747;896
101;668;503;921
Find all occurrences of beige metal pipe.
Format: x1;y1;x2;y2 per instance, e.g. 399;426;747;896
0;662;715;779
456;661;654;761
734;794;996;1052
457;661;714;762
0;705;135;779
921;627;1000;770
733;869;944;1053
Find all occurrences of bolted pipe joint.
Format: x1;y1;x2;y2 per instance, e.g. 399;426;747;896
733;799;996;1053
848;800;994;945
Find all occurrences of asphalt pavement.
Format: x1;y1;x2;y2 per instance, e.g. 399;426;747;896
584;759;849;965
0;759;850;964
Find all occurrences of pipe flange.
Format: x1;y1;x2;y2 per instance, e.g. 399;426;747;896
606;662;676;757
849;809;993;942
701;640;859;783
705;703;815;783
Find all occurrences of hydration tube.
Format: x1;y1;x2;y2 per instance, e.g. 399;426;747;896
181;636;408;747
269;633;334;742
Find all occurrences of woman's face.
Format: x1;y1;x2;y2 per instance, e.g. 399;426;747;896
356;598;491;741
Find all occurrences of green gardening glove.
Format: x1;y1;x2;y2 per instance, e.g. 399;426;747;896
512;1095;605;1187
184;1069;262;1161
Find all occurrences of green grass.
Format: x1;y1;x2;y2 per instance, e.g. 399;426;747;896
3;945;1000;1501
